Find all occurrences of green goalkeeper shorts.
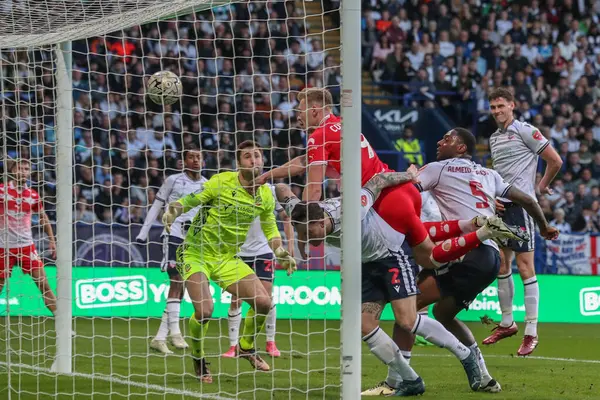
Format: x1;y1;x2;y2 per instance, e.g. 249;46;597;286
176;245;255;290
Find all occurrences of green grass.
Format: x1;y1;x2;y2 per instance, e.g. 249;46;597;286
0;318;599;399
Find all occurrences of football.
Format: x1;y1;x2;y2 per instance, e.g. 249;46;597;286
146;70;182;105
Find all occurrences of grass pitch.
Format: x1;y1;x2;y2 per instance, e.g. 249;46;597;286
0;318;599;399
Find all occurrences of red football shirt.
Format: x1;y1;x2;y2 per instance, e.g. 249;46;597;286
306;114;390;185
0;182;43;248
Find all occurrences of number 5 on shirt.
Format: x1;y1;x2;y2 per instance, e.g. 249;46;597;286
469;180;490;209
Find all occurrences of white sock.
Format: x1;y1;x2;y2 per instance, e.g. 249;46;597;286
266;304;276;342
386;367;402;388
470;343;491;380
155;310;169;341
386;351;410;388
227;307;242;347
166;298;181;335
363;327;419;381
523;276;539;337
412;314;470;360
497;273;515;327
400;350;412;363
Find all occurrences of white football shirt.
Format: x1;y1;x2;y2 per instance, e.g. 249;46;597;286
420;191;442;222
155;173;207;239
490;119;548;200
417;158;512;249
326;190;407;263
238;184;284;257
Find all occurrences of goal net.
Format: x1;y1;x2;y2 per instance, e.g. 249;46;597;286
0;0;358;398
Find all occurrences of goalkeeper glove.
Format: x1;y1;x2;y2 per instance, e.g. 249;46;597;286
162;209;177;233
471;215;487;228
275;246;297;276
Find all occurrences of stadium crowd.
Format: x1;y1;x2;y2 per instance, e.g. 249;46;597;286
1;0;600;234
0;0;341;227
362;0;600;233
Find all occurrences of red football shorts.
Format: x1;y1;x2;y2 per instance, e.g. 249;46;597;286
0;244;44;279
373;183;428;247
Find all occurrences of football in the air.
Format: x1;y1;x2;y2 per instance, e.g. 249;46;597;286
147;70;182;105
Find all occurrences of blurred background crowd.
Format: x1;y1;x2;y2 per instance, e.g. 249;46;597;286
362;0;600;233
0;0;341;227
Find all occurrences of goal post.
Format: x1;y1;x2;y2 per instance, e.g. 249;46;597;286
54;40;74;374
0;0;362;397
339;0;362;399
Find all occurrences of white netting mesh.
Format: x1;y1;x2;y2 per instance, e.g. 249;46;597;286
0;0;343;398
0;0;231;48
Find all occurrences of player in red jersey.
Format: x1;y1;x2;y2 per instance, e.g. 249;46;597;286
256;88;523;268
256;88;390;199
0;159;57;316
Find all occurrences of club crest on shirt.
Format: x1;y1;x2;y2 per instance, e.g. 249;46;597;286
255;195;262;206
361;194;368;206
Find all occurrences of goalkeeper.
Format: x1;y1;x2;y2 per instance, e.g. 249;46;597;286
162;141;296;383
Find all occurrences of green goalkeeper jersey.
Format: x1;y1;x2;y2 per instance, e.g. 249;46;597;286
177;171;280;258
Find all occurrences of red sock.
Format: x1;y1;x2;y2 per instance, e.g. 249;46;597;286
430;231;482;266
423;220;463;242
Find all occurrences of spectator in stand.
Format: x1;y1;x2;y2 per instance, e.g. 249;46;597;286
406;42;424;70
371;36;394;80
575;168;599;190
393;126;423;167
550;209;572;233
438;30;455;58
74;197;98;224
362;17;378;68
563;190;584;228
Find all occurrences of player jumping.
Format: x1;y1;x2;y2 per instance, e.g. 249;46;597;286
367;128;558;395
0;159;58;323
137;147;207;354
485;88;563;355
161;141;296;383
258;87;513;271
274;171;526;395
222;183;295;358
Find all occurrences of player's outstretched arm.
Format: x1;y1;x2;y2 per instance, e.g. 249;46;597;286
136;199;164;241
303;163;327;201
279;210;296;257
505;186;559;240
266;230;297;276
274;183;301;217
538;145;563;195
40;211;56;259
255;155;307;185
138;176;175;241
362;165;419;202
261;195;297;275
